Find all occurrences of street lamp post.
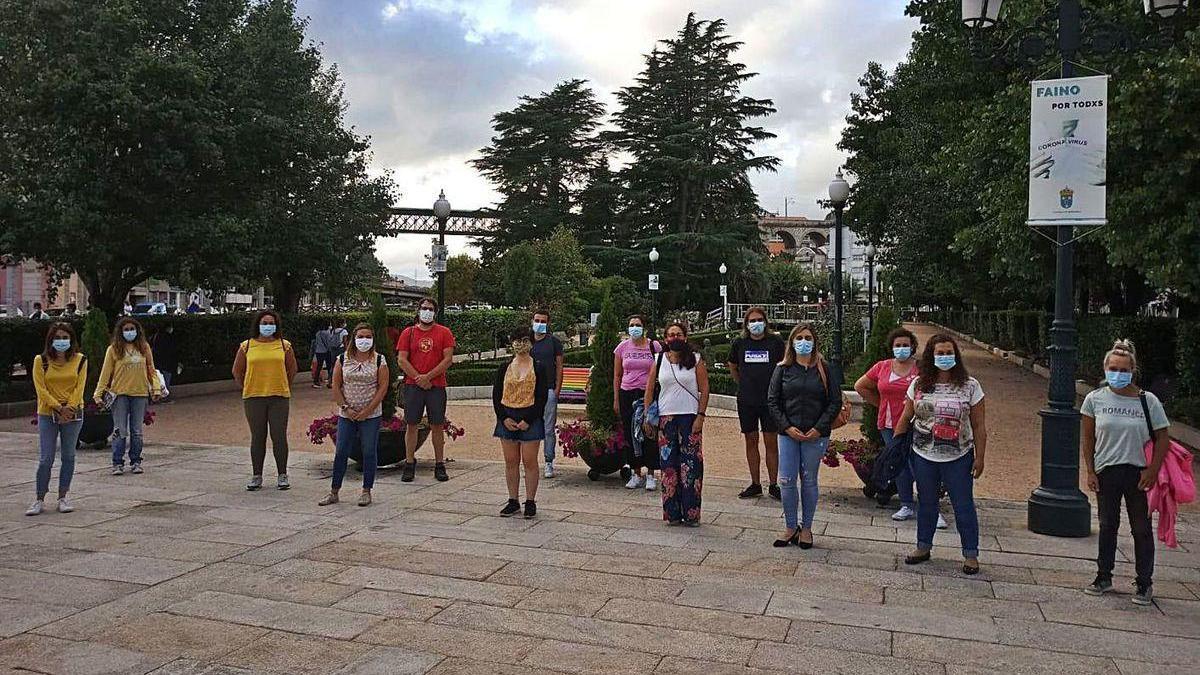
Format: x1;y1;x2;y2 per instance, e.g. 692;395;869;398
432;190;452;324
648;247;660;332
827;169;851;374
865;244;877;333
719;263;728;328
961;0;1192;537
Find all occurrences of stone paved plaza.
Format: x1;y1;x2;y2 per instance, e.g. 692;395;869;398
0;432;1197;674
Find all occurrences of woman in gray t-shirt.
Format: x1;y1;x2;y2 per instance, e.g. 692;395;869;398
1081;339;1171;606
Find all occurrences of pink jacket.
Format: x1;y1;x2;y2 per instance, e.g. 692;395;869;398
1144;439;1196;548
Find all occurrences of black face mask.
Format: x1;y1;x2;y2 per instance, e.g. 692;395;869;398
667;338;687;352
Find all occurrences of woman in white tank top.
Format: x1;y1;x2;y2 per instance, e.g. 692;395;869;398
643;322;709;526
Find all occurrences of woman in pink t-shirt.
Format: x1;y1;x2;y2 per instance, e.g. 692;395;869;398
613;315;662;489
855;327;944;527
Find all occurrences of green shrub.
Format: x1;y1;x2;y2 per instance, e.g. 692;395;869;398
368;294;399;420
1166;396;1199;428
563;348;594;366
586;289;621;432
1177;322;1200;397
708;372;738;396
446;367;497;388
80;309;110;399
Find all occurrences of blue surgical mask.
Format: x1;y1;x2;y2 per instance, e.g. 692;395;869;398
1105;370;1133;389
52;339;71;353
532;321;548;335
893;346;912;361
122;329;138;342
259;324;277;337
794;338;814;356
355;337;373;352
748;321;765;336
628;326;644;339
934;354;956;371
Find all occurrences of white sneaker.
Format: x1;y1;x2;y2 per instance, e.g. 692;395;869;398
644;475;658;491
891;505;915;521
25;500;43;516
625;474;645;489
936;514;948;529
544;462;556;479
111;465;124;476
57;497;74;513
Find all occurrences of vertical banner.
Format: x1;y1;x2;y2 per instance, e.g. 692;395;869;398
648;274;659;291
1028;75;1107;225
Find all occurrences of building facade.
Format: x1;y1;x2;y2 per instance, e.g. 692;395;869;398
757;214;881;300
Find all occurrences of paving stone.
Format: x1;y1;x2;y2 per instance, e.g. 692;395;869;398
430;602;757;665
794;560;924;590
0;600;77;638
749;640;942;674
393;508;477;525
31;586;179;640
596;596;790;640
426;658;561;675
1038;600;1200;638
148;658;257;674
1028;568;1198;599
91;612;268;661
162;561;360;607
827;549;899;571
175;522;298;547
1;522;131;551
167;590;381;640
488;561;685;603
516;589;610;617
1111;661;1198;675
654;657;773;675
674;581;773;614
262;558;348;581
785;619;894;656
824;522;900;542
519;639;660;674
46;551;204;585
332;646;444;675
103;536;250;563
0;543;88;571
226;526;347;566
608;527;697;547
329;565;531;606
921;574;996;597
417;535;592;568
665;562;886;604
0;633;172;675
332;588;451;620
217;630;376;675
892;633;1120;674
580;552;671;577
0;566;142;608
545;534;707;564
766;590;1001;642
884;587;1043;620
994;617;1200;666
355;618;542;664
700;551;801;577
304;540;506;580
997;534;1111;560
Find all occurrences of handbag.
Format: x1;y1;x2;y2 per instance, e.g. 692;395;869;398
816;359;852;429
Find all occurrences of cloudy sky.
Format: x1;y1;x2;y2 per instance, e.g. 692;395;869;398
295;0;920;280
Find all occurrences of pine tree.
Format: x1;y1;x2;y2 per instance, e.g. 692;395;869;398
611;13;779;312
586;289;621;433
473;79;606;257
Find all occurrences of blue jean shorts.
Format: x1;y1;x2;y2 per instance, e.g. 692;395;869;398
494;418;545;442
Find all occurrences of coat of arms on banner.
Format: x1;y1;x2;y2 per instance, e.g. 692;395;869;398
1060;187;1074;209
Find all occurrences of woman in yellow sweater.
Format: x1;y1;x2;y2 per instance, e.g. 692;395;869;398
94;318;162;475
233;310;298;491
27;323;87;516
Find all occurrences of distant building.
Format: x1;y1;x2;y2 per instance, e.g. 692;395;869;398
757;214;881;300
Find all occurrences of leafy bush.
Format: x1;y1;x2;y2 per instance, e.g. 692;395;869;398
587;288;621;432
1166;396;1199;428
708;372;738;396
1177;322;1200;397
563;348;594;366
445;367;497;388
80;309;110;400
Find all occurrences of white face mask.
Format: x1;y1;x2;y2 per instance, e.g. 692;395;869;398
122;329;138;342
355;337;373;352
418;309;435;324
748;321;766;336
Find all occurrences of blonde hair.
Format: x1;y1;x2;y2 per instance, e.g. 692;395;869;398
1103;338;1138;373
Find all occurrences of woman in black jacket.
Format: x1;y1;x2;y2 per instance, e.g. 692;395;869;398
493;327;549;519
767;322;842;549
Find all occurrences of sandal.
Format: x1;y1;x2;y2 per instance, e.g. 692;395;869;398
904;549;932;565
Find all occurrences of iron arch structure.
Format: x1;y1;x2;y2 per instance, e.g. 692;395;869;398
385;207;500;237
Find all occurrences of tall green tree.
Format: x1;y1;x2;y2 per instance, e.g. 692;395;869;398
611;13;779;313
444;254;481;307
472;79;606;257
498;227;596;322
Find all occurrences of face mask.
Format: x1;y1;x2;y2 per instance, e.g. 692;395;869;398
794;338;814;356
355;337;373;352
511;340;532;355
628;326;644;339
52;339;71;353
1105;370;1133;389
122;329;138;342
934;354;957;371
748;321;765;336
418;309;435;324
532;321;548;335
259;324;277;337
893;346;912;361
667;338;687;352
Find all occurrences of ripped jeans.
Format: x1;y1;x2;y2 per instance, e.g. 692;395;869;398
778;434;829;530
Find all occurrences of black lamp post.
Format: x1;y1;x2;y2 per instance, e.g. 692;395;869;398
960;0;1191;537
432;190;451;324
827;169;850;374
865;244;877;333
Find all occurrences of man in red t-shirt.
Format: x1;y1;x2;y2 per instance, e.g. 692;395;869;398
397;297;456;483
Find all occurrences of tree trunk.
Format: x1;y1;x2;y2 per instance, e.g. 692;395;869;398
80;270;143;324
271;274;304;314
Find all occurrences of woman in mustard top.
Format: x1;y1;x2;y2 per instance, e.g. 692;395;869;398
27;323;88;516
94;317;162;476
233;310;298;491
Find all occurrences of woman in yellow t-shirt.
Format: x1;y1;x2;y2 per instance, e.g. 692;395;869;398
233;310;298;491
94;317;162;475
26;323;87;516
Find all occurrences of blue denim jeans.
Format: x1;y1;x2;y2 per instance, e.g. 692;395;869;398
880;428;915;508
333;415;381;490
543;390;558;463
911;451;979;558
111;395;148;467
778;434;829;530
37;415;83;498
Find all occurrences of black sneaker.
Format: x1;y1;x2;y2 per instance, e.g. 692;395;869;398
434;462;449;482
500;499;520;517
1132;581;1153;606
738;483;763;499
768;484;781;501
523;500;537;519
1083;575;1113;596
401;461;416;482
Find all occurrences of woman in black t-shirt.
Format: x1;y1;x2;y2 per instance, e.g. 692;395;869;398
728;308;786;500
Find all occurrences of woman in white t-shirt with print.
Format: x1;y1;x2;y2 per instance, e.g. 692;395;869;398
894;334;987;575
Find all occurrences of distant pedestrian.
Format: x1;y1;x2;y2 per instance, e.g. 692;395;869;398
312;322;339;387
26;322;87;516
1082;339;1170;605
854;327;946;529
63;302;78;317
122;299;132;316
94;318;163;475
321;323;388;508
644;322;708;526
150;324;179;403
232;310;298;491
729;307;786;500
396;298;455;483
613;315;661;489
29;302;50;320
767;322;841;549
493;327;549;518
894;334;986;575
529;309;564;479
